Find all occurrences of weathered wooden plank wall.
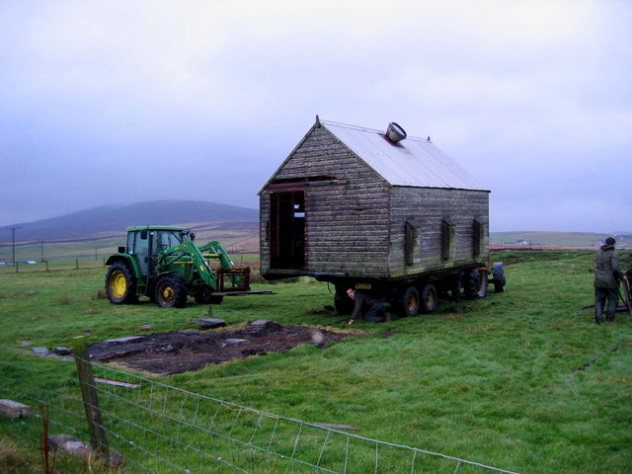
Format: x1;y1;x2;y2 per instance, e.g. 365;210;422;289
389;187;489;277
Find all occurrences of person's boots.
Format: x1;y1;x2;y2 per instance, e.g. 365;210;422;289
606;314;615;322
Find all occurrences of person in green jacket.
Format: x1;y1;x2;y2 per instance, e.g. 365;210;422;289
594;237;623;324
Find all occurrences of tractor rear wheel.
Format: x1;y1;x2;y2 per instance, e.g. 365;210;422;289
463;269;488;300
154;275;188;308
105;261;137;304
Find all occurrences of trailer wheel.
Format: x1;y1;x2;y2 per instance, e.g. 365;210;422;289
155;275;188;308
105;261;138;304
463;269;488;300
398;286;420;317
421;283;438;313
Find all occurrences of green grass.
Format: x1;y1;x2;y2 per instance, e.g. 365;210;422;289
0;251;631;473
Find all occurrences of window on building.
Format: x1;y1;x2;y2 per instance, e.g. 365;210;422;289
473;219;484;256
442;219;455;261
405;220;416;265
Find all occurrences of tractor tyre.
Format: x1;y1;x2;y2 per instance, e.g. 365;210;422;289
492;262;506;293
105;261;138;304
421;283;438;313
194;289;224;305
396;286;420;317
154;275;188;308
463;269;488;300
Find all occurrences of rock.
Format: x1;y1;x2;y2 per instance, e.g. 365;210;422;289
54;346;72;356
49;434;93;459
0;399;32;420
140;324;152;331
32;347;49;356
248;320;282;333
194;318;227;329
225;338;248;345
104;336;145;344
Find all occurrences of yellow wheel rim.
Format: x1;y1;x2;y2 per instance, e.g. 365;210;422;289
110;270;127;299
160;285;175;303
408;294;418;313
426;291;435;308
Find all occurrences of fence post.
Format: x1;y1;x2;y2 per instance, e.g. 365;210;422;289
75;259;79;270
72;337;109;460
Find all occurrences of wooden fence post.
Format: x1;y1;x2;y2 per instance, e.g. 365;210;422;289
72;337;109;460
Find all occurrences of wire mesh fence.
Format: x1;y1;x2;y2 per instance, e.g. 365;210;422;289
0;346;520;473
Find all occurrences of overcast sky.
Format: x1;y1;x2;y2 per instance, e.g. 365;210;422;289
1;0;630;233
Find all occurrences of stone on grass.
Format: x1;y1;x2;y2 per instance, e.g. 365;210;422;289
0;399;32;420
194;318;227;329
104;336;145;344
248;320;282;333
54;346;72;356
225;338;248;345
49;434;93;459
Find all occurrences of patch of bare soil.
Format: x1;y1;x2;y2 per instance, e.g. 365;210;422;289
88;322;353;375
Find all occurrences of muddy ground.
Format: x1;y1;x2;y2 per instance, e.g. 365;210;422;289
88;321;354;375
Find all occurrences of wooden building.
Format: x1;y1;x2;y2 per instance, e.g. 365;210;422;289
259;117;491;314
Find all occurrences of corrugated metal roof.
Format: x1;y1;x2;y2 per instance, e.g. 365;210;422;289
322;120;488;191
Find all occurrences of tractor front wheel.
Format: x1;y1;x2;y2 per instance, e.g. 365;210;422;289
154;275;188;308
105;261;137;304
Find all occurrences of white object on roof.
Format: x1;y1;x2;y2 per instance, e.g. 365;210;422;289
322;120;488;191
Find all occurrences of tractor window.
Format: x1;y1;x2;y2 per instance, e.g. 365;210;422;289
127;232;134;253
155;231;184;252
130;232;148;257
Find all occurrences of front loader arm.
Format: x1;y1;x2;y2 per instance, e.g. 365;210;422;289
198;241;236;270
198;240;251;292
157;239;250;293
157;240;218;288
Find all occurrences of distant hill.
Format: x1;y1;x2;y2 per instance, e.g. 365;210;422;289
8;200;259;242
490;231;632;250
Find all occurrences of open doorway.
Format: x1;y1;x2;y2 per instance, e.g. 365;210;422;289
270;191;305;269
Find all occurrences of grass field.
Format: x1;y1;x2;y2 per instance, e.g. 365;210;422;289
0;251;631;473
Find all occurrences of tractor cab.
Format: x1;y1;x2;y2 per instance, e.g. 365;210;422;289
126;226;192;278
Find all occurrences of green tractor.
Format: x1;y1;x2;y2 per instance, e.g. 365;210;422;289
105;226;251;308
